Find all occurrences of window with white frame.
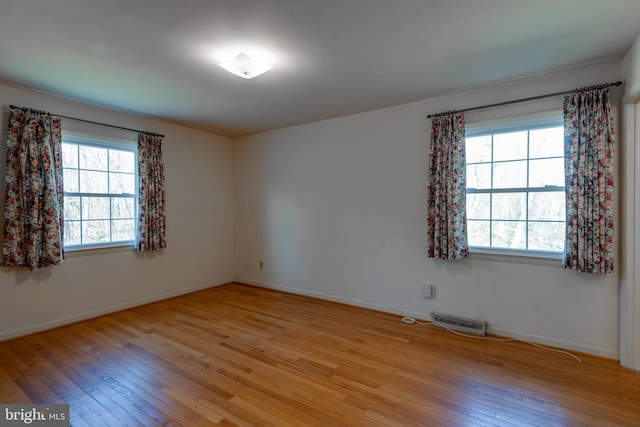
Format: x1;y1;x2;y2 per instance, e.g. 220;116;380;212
62;134;137;249
465;112;565;256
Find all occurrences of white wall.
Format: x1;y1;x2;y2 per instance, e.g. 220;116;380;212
0;84;234;340
234;61;623;359
624;33;640;102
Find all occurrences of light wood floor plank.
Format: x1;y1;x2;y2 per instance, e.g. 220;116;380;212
1;282;639;426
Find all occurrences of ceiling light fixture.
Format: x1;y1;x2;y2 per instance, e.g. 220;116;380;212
218;49;276;79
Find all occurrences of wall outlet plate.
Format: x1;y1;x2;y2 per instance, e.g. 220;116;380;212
422;284;433;298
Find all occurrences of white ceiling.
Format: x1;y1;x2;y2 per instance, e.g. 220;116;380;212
1;0;639;137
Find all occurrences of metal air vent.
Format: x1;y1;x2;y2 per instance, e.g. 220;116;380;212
431;312;487;336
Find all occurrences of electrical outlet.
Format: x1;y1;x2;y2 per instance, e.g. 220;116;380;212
259;261;264;270
422;284;434;299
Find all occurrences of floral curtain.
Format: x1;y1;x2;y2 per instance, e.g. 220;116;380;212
563;88;615;273
427;113;468;260
2;107;64;270
137;133;166;251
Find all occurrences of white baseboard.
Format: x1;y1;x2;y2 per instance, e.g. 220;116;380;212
236;278;619;361
0;278;232;341
235;277;396;314
488;326;618;360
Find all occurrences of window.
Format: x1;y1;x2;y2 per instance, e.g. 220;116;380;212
62;136;137;249
465;113;565;256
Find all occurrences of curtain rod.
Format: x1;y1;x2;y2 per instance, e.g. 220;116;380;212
8;104;165;138
426;81;623;119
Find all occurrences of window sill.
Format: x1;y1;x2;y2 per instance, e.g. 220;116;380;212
64;243;135;258
468;248;563;267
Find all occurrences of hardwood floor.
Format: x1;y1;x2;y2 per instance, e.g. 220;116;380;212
1;283;639;426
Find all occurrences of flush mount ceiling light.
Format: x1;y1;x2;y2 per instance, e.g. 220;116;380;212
219;52;271;79
216;47;278;79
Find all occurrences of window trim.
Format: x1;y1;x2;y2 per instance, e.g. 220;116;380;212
465;110;563;137
468;248;564;266
465;110;565;258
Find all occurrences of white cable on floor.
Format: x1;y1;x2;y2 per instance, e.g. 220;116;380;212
401;316;582;362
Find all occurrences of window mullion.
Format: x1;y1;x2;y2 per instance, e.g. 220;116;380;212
489;134;494;248
108;149;112;243
79;195;84;245
77;144;83;245
468;186;564;194
525;130;530;250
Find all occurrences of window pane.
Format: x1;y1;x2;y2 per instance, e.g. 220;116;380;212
529;192;565;221
82;220;110;243
463;118;564;255
467;163;491;189
468;220;490;247
112;220;135;241
79;170;109;193
467;193;490;219
493;131;527;161
110;172;135;194
466;135;492;163
492;193;526;220
62;140;138;249
493;161;527;189
65;221;81;245
492;221;526;249
65;196;81;220
529;127;563;159
110;150;135;173
528;222;565;251
112;198;135;219
62;143;78;168
529;158;564;187
63;168;79;192
82;197;110;220
79;146;108;171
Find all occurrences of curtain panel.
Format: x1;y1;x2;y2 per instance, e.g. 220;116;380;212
563;88;615;273
137;133;166;251
427;113;468;260
2;108;64;270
